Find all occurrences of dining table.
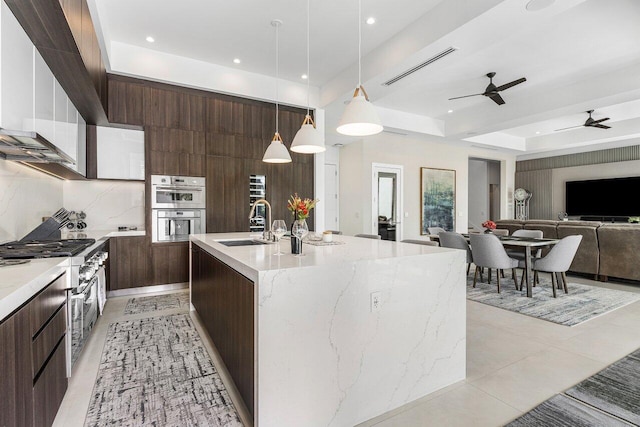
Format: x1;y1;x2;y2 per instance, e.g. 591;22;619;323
429;232;560;297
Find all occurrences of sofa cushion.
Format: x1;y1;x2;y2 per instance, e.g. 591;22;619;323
597;225;640;281
524;222;558;239
557;223;599;275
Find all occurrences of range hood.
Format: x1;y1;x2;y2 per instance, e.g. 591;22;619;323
0;128;75;164
0;128;86;180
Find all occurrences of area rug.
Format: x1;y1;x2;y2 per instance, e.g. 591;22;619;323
505;394;628;426
506;348;640;426
565;353;640;425
466;274;640;326
84;314;243;426
124;290;190;315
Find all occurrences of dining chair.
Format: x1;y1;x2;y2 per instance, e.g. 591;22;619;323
402;239;439;246
326;230;343;235
469;233;519;293
354;233;382;240
529;235;583;298
492;229;509;237
438;232;473;275
507;229;544;259
427;227;446;236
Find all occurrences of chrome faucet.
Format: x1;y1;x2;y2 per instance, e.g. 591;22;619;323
248;198;272;241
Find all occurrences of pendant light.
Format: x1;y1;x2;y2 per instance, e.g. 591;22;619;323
263;19;292;164
336;0;383;137
291;0;325;154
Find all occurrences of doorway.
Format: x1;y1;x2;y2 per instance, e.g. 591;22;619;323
372;163;403;241
468;158;501;232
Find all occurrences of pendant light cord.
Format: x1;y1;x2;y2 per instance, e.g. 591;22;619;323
358;0;362;87
275;21;280;134
306;0;310;116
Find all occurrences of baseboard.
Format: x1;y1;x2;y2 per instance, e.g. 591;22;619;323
107;282;188;298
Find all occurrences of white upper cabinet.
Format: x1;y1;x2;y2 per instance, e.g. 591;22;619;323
0;2;33;131
33;50;55;145
96;126;145;181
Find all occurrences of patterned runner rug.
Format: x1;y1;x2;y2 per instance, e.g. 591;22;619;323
466;273;640;326
507;348;640;426
124;290;190;315
84;314;243;426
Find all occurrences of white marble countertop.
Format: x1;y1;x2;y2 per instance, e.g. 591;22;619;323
0;257;69;321
190;232;458;282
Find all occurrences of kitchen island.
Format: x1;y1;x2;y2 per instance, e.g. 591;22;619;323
189;232;466;427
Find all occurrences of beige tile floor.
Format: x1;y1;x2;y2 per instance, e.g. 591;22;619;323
53;275;640;427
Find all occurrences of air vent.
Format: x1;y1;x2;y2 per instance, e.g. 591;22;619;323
383;129;408;136
382;47;457;86
471;144;499;151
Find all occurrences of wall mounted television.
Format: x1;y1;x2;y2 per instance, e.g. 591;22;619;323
565;176;640;217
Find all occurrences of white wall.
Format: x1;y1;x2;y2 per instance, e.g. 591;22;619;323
0;160;63;242
63;180;145;232
339;134;517;239
552;159;640;216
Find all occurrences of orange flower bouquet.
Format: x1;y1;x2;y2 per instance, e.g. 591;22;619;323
482;220;497;231
287;193;319;220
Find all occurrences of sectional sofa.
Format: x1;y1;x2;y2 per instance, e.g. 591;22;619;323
495;219;640;283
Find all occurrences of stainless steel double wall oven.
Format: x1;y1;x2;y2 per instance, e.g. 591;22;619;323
151;175;206;242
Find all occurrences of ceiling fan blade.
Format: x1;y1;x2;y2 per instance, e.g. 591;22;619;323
495;77;526;92
592;124;611;129
488;93;505;105
448;93;484;100
554;124;584;131
589;117;610;125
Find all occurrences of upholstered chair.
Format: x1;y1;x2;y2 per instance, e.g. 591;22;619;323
469;233;519;293
438;232;474;275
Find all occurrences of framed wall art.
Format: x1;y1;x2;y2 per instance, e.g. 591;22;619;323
420;167;455;234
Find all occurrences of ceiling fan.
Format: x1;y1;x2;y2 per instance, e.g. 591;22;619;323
554;110;611;131
448;72;527;105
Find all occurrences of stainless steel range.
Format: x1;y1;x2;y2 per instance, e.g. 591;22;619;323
0;237;107;377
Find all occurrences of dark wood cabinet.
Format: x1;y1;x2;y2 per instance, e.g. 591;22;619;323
146;127;206;177
109;236;151;290
191;244;255;416
151;242;189;285
0;304;34;427
108;77;145;126
0;272;68;427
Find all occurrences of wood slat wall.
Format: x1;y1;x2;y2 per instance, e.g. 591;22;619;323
516;145;640;220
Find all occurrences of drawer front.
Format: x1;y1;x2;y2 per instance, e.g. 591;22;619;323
32;304;66;378
30;273;66;338
33;338;67;427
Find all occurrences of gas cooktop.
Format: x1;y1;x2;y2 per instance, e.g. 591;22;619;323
0;238;96;259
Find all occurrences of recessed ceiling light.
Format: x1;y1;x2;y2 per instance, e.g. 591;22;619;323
233;58;241;64
301;74;308;79
366;17;376;25
526;0;555;12
146;36;155;43
535;131;541;135
447;109;454;114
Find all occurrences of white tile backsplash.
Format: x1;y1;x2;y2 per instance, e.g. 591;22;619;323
63;180;145;232
0;160;64;243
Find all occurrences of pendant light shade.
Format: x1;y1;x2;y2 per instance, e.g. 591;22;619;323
263;19;292;164
291;115;325;153
336;0;383;137
337;87;383;136
263;132;292;163
291;0;325;154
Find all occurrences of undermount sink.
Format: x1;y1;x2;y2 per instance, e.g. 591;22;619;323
218;239;268;247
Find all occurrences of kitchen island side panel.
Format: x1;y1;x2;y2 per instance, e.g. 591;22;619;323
190;245;255;417
257;250;467;427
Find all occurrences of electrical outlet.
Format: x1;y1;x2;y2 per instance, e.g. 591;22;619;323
371;291;382;312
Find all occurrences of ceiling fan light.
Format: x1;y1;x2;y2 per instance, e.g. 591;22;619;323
291;115;325;153
337;92;383;136
262;133;292;163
